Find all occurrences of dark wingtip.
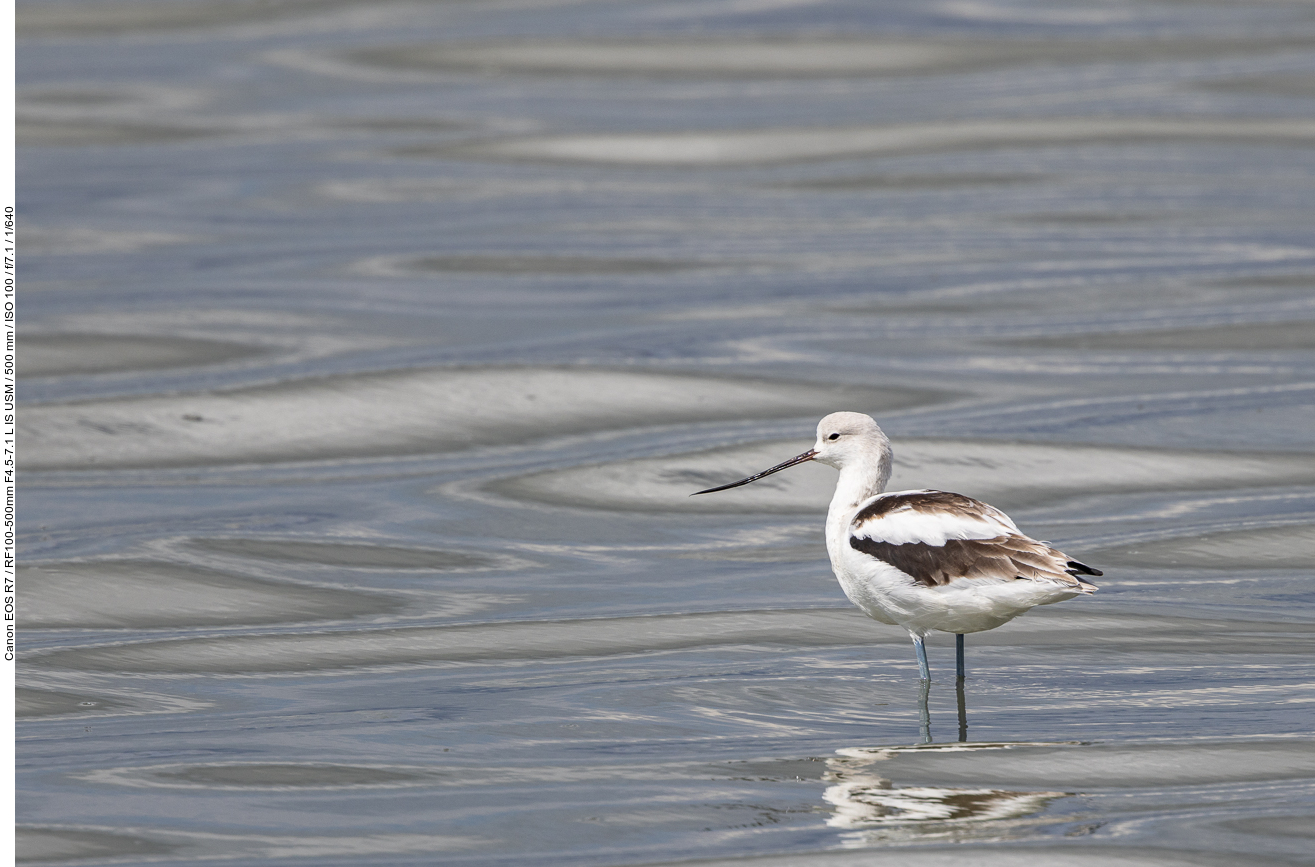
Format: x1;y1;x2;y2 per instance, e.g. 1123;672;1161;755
1066;560;1103;577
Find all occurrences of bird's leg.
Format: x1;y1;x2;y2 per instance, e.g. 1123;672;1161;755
912;635;930;681
956;633;965;680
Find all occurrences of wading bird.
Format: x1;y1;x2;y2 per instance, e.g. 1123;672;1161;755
693;412;1100;680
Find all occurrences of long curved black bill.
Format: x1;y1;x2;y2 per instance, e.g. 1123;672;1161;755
691;449;818;496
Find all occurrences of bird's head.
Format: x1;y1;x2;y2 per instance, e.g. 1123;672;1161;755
810;411;887;470
691;411;889;496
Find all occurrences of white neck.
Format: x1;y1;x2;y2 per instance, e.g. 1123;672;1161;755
824;452;890;560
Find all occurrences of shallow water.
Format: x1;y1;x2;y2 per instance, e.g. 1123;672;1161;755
15;0;1315;864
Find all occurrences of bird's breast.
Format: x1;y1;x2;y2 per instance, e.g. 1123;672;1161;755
828;542;1080;634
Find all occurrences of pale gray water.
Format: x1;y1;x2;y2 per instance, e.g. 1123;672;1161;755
15;0;1315;864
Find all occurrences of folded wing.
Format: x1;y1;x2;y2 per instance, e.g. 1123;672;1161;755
849;490;1101;590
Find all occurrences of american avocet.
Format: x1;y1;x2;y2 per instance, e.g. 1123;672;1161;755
693;412;1100;680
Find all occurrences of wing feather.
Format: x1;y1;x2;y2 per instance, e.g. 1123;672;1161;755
851;489;1017;546
849;490;1099;590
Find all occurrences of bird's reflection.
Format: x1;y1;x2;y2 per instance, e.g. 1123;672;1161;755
956;678;968;743
917;677;968;745
822;749;1064;841
822;680;1064;843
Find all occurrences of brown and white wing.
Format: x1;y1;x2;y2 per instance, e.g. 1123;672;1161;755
848;490;1101;590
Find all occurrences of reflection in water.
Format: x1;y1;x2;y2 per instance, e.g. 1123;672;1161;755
823;742;1066;844
958;679;968;744
823;681;1064;844
918;680;931;745
916;678;969;745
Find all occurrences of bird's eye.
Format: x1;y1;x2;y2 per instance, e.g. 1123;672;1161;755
827;432;840;441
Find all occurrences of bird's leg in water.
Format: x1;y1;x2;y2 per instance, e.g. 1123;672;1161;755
956;633;965;679
956;677;968;742
912;635;930;681
918;679;932;745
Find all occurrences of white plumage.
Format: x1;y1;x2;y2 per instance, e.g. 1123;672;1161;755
694;411;1099;679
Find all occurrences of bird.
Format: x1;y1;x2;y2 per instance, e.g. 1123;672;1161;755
692;412;1100;680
